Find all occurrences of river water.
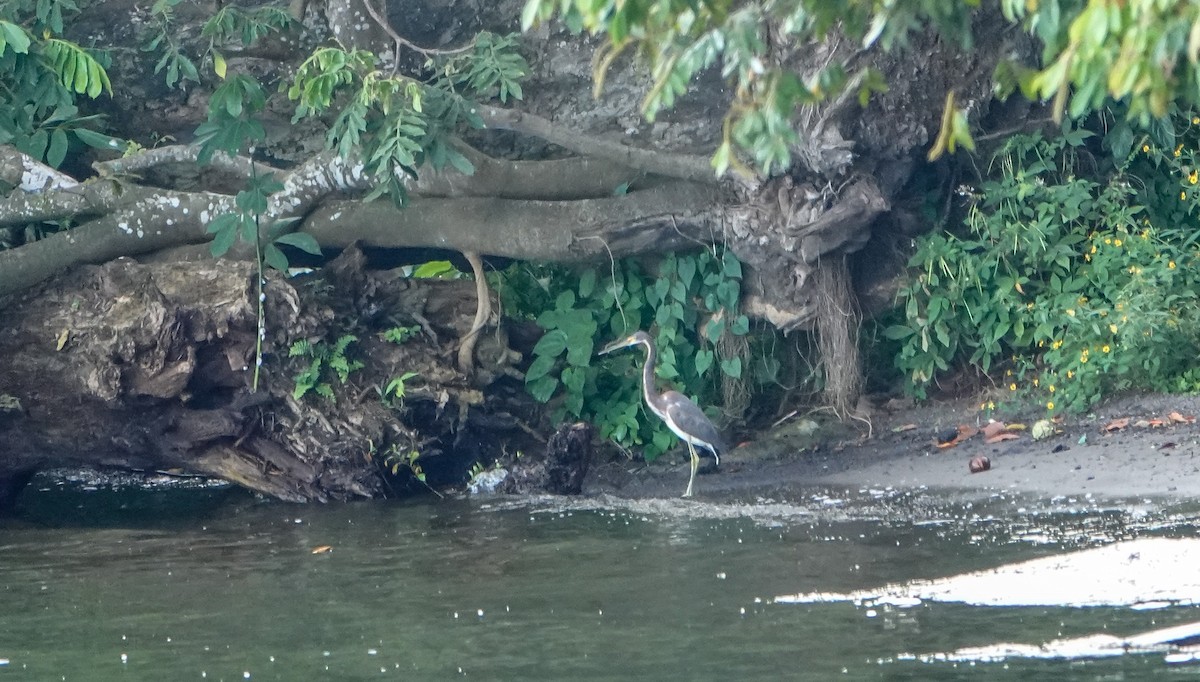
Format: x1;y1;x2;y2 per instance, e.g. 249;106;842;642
2;477;1199;681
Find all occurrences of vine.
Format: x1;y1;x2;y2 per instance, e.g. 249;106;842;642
499;249;756;461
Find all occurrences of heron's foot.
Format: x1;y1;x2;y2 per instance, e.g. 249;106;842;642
681;487;694;498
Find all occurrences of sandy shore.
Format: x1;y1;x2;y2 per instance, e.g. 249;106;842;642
588;393;1200;501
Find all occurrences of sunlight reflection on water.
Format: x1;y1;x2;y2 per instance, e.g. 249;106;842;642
0;483;1198;679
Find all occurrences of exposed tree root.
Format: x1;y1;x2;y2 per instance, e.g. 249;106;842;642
813;254;863;420
457;251;490;377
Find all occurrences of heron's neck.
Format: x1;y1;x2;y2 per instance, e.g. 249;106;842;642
639;339;658;408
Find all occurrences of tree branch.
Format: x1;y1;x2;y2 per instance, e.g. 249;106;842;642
477;105;724;186
302;181;721;261
0;145;79;192
92;145;280;179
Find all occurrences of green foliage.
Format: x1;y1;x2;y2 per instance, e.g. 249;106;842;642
288;335;364;401
206;172;320;268
381;325;421;344
997;1;1200;125
0;0;117;166
142;0;200;87
287;33;526;204
433;31;528;103
207;171;320;391
521;0;979;174
889;127;1200;414
202;4;293;49
143;0;292;87
409;260;463;279
193;73;267;164
382;371;419;405
502;249;751;461
522;0;1200;174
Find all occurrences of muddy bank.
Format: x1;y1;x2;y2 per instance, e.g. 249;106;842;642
587;393;1200;502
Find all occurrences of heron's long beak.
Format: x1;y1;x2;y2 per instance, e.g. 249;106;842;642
598;336;634;355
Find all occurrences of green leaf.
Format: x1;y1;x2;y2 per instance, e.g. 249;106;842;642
73;128;124;150
561;365;586;395
578;268;596;299
695;349;714;375
565;338;595;367
704;318;726;343
446;148;475;175
263;243;289;272
730;314;749;335
0;21;32;54
554;290;576;310
532;330;569;358
720;357;742;379
524;354;556;383
273;232;322;256
46;129;68;168
209;224;237;257
677;256;697;290
412;260;456;278
520;0;540;30
526;375;559;403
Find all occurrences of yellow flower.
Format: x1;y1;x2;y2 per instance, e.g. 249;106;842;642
1066;309;1076;317
1194;117;1200;124
988;401;995;410
1067;370;1075;379
1102;345;1111;353
1109;324;1118;334
1190;169;1199;185
1033;378;1039;386
1009;383;1017;391
1047;401;1055;410
1105;238;1112;245
1052;339;1063;349
1144;144;1151;152
1049;385;1056;393
1170;260;1177;269
1183;191;1188;201
1114;238;1123;247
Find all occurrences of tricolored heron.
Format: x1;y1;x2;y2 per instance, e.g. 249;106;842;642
599;331;727;498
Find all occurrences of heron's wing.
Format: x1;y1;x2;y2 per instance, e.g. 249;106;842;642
663;393;724;455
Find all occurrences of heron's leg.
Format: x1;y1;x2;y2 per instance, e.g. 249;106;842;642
682;442;699;498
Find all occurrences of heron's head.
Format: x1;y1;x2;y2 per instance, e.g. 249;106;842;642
598;330;653;355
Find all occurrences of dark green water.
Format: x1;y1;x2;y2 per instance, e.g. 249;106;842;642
2;479;1199;681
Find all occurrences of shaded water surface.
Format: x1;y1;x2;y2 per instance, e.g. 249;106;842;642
2;479;1199;680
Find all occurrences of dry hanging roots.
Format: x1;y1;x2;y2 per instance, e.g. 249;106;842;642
812;254;862;419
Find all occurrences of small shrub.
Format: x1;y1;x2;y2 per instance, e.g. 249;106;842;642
889;128;1200;414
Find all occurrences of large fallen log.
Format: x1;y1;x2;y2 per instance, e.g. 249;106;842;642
0;246;531;506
